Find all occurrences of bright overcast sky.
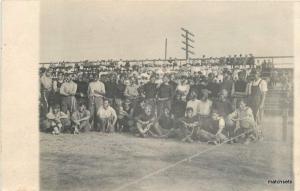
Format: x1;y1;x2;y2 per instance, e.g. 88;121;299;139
40;1;294;62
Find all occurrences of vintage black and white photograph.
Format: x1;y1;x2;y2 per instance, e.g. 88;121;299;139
39;1;294;191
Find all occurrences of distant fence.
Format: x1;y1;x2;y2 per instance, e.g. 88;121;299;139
40;56;294;69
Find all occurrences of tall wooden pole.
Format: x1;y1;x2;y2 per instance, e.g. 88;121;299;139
181;27;195;60
165;38;168;60
185;31;188;60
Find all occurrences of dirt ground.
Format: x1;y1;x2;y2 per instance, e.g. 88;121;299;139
40;115;294;191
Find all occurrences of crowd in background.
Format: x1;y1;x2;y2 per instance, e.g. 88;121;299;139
39;57;292;145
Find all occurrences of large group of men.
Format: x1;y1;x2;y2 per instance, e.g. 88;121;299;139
39;56;289;145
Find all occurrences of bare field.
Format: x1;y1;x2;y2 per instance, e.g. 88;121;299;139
40;116;293;191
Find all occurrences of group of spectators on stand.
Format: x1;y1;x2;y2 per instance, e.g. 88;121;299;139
198;53;255;67
39;56;290;145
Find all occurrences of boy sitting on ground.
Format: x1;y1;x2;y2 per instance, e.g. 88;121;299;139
43;104;71;135
178;107;200;143
71;102;91;134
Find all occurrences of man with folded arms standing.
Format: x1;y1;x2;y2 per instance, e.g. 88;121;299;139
60;73;77;115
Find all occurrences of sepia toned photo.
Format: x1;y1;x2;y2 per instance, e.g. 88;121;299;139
38;1;294;191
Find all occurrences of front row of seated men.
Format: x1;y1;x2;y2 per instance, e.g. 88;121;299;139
42;95;257;145
42;99;117;135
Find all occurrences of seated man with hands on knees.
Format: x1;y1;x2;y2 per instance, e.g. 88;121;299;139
134;104;163;138
71;102;91;134
43;104;71;135
96;99;117;133
115;99;135;132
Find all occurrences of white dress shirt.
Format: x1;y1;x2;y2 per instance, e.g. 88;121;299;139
40;75;52;91
88;81;106;97
60;81;77;96
97;106;117;119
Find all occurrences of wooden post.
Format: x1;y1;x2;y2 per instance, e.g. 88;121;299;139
281;91;289;142
181;28;194;61
282;107;288;142
165;38;167;60
185;31;188;60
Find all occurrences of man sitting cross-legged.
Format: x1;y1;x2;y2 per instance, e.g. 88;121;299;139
71;102;91;134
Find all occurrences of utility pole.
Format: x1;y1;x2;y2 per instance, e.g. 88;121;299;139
165;38;167;60
181;27;195;60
